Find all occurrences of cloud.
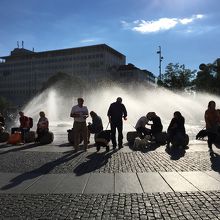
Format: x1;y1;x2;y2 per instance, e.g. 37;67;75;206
121;14;204;34
79;39;96;43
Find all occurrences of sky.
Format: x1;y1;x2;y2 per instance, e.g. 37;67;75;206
0;0;219;77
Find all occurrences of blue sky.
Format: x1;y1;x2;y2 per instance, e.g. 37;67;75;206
0;0;219;76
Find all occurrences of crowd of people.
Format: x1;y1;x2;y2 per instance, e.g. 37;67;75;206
0;98;220;152
70;97;220;152
0;111;49;143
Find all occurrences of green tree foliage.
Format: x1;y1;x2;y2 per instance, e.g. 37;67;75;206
194;61;220;95
41;72;84;97
158;63;196;90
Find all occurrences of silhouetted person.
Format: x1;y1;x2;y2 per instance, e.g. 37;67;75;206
87;111;103;143
205;101;220;151
167;111;186;147
107;97;127;149
0;113;5;133
11;111;30;143
70;98;89;151
36;111;49;142
146;112;163;137
135;115;150;139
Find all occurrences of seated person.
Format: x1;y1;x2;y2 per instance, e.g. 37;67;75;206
36;111;49;142
88;111;103;143
135;115;150;139
167;111;186;147
146;112;163;138
11;111;30;142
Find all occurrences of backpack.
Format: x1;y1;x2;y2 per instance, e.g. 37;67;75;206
29;117;33;128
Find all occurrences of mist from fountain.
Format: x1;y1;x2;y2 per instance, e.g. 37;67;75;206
22;85;220;139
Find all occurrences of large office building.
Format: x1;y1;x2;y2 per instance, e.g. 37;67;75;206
0;44;155;106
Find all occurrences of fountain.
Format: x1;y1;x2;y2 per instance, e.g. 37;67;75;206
21;85;220;141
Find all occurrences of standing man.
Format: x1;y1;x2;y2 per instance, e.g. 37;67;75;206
107;97;127;149
70;98;89;151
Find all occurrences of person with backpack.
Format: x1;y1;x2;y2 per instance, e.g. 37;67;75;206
11;111;31;143
87;111;103;143
36;111;49;142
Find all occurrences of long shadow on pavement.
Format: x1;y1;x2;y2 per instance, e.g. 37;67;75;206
210;151;220;173
73;150;116;176
165;146;186;160
0;143;40;155
1;150;83;190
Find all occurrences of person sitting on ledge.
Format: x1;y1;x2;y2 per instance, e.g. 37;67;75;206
87;111;103;143
167;111;186;147
36;111;49;142
11;111;30;143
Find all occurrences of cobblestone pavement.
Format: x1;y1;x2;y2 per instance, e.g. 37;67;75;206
0;191;220;219
0;150;220;174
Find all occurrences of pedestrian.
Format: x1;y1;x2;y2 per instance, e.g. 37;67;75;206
70;98;89;151
11;111;30;143
87;111;103;143
36;111;49;142
167;111;186;147
146;112;163;138
135;115;150;139
107;97;127;149
204;101;220;151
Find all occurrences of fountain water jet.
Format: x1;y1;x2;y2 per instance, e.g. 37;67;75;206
22;85;220;140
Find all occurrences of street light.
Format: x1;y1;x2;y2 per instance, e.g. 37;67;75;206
156;46;163;80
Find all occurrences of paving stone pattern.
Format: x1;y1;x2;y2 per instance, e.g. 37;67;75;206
0;191;220;219
0;150;220;174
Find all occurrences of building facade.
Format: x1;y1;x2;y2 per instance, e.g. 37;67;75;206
0;44;126;105
110;63;155;85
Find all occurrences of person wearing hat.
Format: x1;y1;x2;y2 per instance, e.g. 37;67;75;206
107;97;127;149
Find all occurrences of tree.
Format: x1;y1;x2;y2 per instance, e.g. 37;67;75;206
158;63;196;90
41;72;85;97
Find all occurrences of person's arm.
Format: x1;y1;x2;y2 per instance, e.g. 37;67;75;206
123;105;127;120
107;105;112;123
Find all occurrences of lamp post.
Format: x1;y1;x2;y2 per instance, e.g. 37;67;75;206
156;46;163;80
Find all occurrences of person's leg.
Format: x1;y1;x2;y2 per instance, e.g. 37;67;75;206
117;121;123;148
111;122;117;148
73;122;80;151
207;132;216;151
87;125;91;143
136;127;144;139
82;122;88;151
